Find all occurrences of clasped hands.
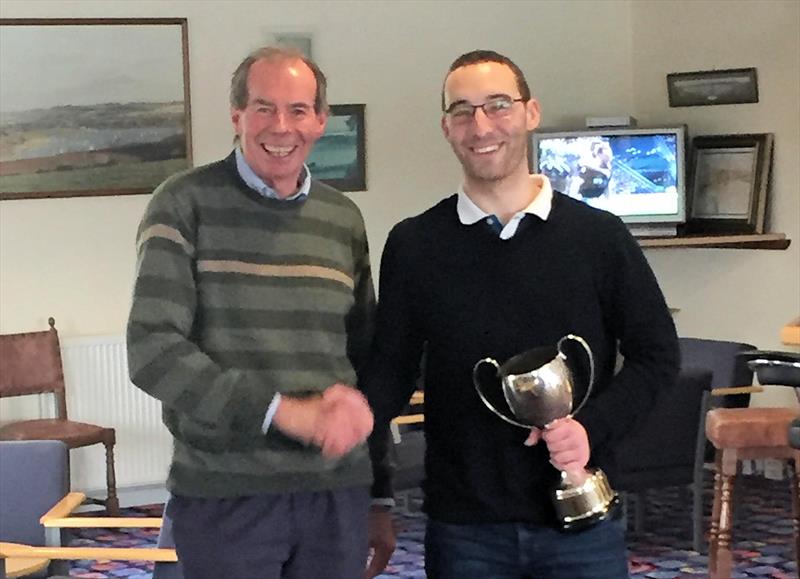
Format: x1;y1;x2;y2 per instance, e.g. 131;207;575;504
525;417;591;484
273;383;373;457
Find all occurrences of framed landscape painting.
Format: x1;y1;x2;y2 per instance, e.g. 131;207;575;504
0;18;192;200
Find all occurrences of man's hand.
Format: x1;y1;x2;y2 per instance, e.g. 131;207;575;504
272;384;374;458
314;384;374;457
364;506;395;579
524;417;590;483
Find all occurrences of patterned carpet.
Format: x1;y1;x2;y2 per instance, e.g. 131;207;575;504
66;474;797;578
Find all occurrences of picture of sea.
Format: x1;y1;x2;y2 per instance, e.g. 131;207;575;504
0;22;190;198
307;105;365;190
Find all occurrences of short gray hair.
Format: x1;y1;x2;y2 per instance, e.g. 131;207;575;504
229;46;328;113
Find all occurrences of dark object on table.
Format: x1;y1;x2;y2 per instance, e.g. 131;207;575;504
738;350;800;387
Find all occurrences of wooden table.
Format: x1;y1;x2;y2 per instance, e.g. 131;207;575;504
0;542;50;578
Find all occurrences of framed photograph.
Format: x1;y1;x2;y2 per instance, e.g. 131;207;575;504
273;32;313;59
0;18;192;201
667;68;758;107
685;134;773;234
308;104;366;192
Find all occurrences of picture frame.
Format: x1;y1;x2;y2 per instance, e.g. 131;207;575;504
685;133;773;234
667;68;758;107
0;18;192;201
272;32;313;59
308;104;366;192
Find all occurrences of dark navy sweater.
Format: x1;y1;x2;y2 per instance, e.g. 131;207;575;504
365;192;679;525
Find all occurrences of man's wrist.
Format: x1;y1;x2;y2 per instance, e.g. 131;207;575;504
370;497;395;512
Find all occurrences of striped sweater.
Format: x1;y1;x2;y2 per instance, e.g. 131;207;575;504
126;153;376;497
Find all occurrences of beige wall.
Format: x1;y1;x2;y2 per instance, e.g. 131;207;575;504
1;0;797;401
0;0;632;336
630;0;800;405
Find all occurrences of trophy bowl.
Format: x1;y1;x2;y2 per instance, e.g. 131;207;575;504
472;334;620;531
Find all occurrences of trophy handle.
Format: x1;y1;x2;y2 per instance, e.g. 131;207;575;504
472;358;533;429
556;334;595;418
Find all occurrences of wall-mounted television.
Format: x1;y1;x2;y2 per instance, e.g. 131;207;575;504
530;126;687;237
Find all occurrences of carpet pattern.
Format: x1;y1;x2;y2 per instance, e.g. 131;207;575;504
66;475;797;578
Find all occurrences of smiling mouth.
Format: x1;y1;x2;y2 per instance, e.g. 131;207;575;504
471;144;501;155
262;144;297;158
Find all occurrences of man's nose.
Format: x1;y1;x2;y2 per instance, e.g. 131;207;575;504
472;107;493;135
271;111;290;132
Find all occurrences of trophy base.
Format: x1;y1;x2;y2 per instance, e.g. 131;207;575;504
559;495;622;532
552;468;621;532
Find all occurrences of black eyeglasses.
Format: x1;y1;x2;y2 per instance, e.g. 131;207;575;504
444;96;526;124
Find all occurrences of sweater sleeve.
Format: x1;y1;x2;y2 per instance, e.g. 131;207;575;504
126;183;275;437
362;223;427;433
577;220;680;452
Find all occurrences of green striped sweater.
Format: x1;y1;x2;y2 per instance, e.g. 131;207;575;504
126;153;375;497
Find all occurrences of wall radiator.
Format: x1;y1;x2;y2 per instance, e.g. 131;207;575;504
61;334;171;494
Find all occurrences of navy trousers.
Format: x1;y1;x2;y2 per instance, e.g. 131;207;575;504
425;515;630;579
169;486;370;579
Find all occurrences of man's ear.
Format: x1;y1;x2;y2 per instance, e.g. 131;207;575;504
441;115;450;139
231;107;242;135
525;99;541;132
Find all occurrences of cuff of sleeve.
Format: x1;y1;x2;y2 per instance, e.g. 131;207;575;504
371;497;395;509
262;393;283;434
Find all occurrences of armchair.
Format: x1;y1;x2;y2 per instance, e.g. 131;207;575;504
610;337;757;552
0;440;69;578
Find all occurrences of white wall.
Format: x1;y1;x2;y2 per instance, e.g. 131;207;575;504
1;0;797;404
630;0;800;406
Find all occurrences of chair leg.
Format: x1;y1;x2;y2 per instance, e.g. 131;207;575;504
104;441;120;516
692;473;704;553
792;457;800;573
709;449;736;579
634;491;645;535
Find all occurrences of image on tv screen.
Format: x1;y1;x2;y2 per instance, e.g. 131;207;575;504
537;133;680;217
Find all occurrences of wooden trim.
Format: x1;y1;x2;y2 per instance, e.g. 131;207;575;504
392;413;424;425
710;386;765;396
44;516;164;528
40;491;162;528
639;233;789;250
40;492;85;522
410;391;425;405
0;543;177;562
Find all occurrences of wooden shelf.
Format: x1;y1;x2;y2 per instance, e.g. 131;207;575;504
639;233;790;250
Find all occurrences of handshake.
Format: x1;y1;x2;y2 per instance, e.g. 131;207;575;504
272;384;375;458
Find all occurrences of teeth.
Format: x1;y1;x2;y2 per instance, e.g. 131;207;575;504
474;144;500;154
263;145;295;157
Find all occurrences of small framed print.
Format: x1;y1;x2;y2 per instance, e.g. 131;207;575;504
667;68;758;107
686;133;773;234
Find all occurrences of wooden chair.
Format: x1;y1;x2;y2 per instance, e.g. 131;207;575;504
705;406;800;578
0;318;119;515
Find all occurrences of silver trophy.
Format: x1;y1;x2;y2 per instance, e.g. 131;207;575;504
472;334;619;531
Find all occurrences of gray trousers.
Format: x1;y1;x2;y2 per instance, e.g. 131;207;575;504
167;486;371;579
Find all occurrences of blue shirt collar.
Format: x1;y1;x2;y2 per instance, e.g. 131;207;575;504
234;146;312;201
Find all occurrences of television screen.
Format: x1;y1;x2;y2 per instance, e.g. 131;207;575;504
531;126;687;231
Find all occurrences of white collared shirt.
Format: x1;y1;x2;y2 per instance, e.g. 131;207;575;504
456;174;553;240
235;146;311;201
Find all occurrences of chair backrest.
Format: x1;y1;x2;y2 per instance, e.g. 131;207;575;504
0;317;68;419
679;337;756;390
0;440;69;546
611;367;713;490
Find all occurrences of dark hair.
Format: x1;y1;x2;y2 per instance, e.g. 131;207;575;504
230;46;328;113
441;50;531;111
